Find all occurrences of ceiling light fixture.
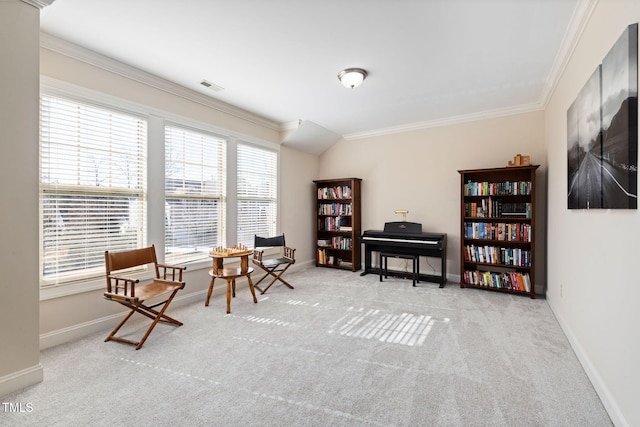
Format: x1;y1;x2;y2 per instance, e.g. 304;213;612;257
338;68;368;89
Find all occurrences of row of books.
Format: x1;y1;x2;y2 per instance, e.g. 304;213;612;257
465;200;532;218
464;221;532;242
501;202;532;217
317;237;353;250
317;185;352;200
318;203;353;216
464;244;531;267
464;180;532;196
318;217;352;231
317;249;352;267
463;270;531;292
317;249;334;265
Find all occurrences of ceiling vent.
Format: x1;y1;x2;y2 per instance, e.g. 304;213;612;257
199;80;224;92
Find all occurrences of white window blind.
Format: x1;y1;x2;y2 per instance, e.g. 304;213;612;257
40;95;147;286
237;143;278;248
165;125;226;263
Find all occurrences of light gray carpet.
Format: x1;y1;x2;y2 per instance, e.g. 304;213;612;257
3;267;611;426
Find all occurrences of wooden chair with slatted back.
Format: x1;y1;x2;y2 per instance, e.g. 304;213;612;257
252;234;296;294
104;245;186;350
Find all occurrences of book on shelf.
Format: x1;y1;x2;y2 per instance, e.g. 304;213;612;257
317;185;352;200
501;202;531;218
464;244;532;266
317;248;335;265
330;236;352;250
465;199;534;218
464;180;532;196
464;221;531;242
463;270;531;292
318;202;353;215
319;216;354;231
337;259;353;268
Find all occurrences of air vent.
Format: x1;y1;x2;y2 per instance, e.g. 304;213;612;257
199;79;224;92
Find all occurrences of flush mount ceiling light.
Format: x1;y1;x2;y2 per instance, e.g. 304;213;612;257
338;68;368;88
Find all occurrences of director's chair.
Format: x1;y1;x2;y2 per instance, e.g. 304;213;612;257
252;234;296;294
103;245;186;350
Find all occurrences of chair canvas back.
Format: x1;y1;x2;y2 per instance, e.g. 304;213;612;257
254;235;285;248
105;245;158;276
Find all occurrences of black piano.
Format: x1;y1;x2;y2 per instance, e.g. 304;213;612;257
361;221;447;287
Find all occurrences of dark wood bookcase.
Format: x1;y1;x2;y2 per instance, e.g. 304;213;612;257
313;178;362;272
458;165;539;298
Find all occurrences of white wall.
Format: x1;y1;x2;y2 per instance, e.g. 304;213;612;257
0;0;43;397
279;145;320;263
318;111;547;289
545;1;640;425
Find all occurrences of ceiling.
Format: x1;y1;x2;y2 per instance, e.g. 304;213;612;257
39;0;582;154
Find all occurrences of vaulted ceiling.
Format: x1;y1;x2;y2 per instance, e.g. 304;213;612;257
40;0;584;154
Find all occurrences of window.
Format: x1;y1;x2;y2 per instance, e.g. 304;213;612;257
40;95;147;286
165;125;226;263
39;86;280;295
237;143;278;248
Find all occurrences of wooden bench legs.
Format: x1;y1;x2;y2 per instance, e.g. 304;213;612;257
379;252;420;286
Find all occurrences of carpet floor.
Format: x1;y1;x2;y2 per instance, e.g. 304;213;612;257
2;267;611;426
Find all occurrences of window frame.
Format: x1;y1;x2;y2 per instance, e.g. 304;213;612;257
164;123;227;264
39;80;281;301
236;141;279;248
39;93;149;289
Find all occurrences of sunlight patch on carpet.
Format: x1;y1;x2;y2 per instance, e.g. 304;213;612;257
328;308;449;346
241;315;293;326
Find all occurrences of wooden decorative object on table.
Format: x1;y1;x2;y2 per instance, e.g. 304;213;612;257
207;244;257;313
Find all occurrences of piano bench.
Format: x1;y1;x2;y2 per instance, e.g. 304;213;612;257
379;252;420;286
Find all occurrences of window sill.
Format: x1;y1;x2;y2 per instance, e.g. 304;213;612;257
38;250;280;301
39;257;213;301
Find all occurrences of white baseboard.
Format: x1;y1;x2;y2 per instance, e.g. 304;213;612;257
0;364;43;398
39;288;209;350
39;260;314;350
547;296;627;427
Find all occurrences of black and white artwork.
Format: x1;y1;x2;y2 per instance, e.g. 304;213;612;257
567;23;638;209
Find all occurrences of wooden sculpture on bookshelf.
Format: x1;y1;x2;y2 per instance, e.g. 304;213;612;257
507;154;531;167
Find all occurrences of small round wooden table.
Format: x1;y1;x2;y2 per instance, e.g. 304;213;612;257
206;250;258;313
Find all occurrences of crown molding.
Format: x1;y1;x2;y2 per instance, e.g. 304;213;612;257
539;0;600;108
21;0;55;9
39;32;281;132
280;120;303;131
343;102;544;141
